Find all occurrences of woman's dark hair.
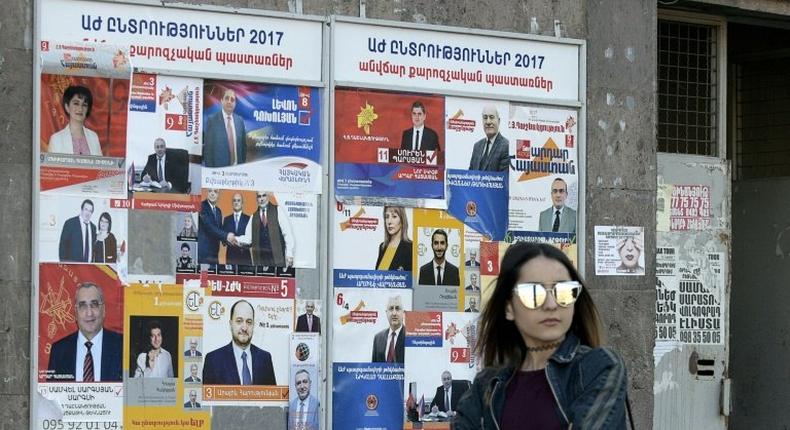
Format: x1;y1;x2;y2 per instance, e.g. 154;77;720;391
63;85;93;118
98;212;112;233
476;242;603;368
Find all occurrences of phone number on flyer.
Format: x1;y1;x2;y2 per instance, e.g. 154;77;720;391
42;420;120;430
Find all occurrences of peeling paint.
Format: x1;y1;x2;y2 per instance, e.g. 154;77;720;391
625;46;635;62
597;119;607;130
606;145;613;156
653;370;679;394
613;177;623;187
412;13;426;24
606;92;615;105
626;95;636;111
619;120;626;131
604;46;613;59
596;176;603;186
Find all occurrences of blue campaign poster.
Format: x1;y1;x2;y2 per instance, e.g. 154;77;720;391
333;363;405;430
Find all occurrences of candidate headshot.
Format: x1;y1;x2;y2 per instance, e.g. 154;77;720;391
185;363;202;383
58;199;96;263
133;320;174;378
184;389;201;408
47;85;103;156
184;338;202;357
295;300;321;334
538;177;577;233
465;248;480;267
93;212;117;264
203;88;247;167
176;243;196;272
418;229;461;286
468;105;509;171
140;137;190;193
465;272;480;292
289;369;320;430
47;282;122;382
400;101;439;152
465;296;479;313
375;206;413;272
202;299;276;385
222;192;252;266
371;295;405;363
199;188;234;265
429;370;470;414
616;236;644;274
179;213;198;239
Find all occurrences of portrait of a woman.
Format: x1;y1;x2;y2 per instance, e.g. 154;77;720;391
375;206;412;271
92;212;117;263
47;85;103;156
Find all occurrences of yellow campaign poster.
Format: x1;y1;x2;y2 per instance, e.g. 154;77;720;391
124;282;210;430
411;209;466;311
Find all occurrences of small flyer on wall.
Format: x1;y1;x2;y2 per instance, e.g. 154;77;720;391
126;73;204;206
332;202;414;289
201;80;322;193
288;333;321;430
39;42;131;198
36;263;123;427
334;88;446;204
594;226;646;276
124;283;211;430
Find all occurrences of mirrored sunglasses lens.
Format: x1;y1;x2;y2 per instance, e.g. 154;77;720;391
516;283;546;309
554;282;581;307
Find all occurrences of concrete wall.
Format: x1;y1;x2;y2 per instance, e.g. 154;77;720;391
0;0;658;428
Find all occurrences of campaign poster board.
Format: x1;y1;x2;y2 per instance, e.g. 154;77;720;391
201;80;322;194
39;42;131;198
36;263;124;427
334;88;445;203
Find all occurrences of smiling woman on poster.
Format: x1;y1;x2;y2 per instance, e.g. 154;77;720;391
47;85;103;156
92;212;117;264
375;206;412;271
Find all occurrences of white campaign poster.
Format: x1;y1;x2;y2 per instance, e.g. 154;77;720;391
444;97;510;172
594;226;646;276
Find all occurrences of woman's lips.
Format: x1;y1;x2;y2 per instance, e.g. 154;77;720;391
540;318;561;326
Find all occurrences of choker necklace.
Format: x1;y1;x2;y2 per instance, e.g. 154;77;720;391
526;340;563;352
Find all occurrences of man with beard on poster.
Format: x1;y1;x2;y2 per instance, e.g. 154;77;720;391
222;192;252;265
47;282;123;382
203;88;246;168
371;295;405;363
199;188;235;265
202;300;276;385
418;229;460;286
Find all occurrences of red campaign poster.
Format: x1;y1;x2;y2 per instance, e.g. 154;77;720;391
38;263;123;383
40;74;129;158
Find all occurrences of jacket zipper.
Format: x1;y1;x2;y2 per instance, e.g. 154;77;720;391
488;380;502;430
545;366;570;426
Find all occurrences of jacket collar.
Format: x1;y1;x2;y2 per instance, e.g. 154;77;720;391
549;332;581;363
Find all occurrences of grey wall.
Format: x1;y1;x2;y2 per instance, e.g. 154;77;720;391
0;0;658;428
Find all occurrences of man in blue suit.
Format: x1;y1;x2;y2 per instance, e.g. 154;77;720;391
202;300;276;385
289;369;320;430
222;193;252;265
203;88;246;168
47;282;122;382
468;105;510;172
58;199;97;262
199;188;235;265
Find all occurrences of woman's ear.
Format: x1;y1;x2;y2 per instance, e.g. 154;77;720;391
505;299;515;321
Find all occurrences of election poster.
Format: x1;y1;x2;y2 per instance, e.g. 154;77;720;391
124;282;211;430
444;97;509;241
38;194;129;272
196;188;317;269
403;312;478;421
199;276;294;405
36;263;124;428
332;287;413;363
332;363;405;430
334;88;445;203
656;247;678;342
506;230;578;268
39;42;131;198
201;80;322;194
507;104;579;235
127;74;203;204
288;333;321;430
412;209;465;311
332;202;415;289
594;226;646;276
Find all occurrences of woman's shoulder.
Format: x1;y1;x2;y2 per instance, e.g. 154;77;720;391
572;346;626;375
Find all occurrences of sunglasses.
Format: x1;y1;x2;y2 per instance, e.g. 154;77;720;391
513;281;583;309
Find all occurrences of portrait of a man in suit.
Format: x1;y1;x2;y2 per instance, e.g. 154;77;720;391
222;192;252;265
288;369;320;430
464;297;479;313
371;295;405;363
184;363;201;383
418;229;460;286
295;301;321;334
465;272;480;292
538;178;577;233
199;188;235;265
236;191;295;268
184;338;202;357
202;299;276;385
400;101;439;152
203;88;247;168
468;105;510;172
58;199;96;263
184;390;201;408
47;282;123;382
429;371;470;415
140;137;189;193
465;249;479;267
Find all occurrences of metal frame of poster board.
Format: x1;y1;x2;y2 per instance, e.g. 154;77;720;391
327;15;587;429
31;0;330;428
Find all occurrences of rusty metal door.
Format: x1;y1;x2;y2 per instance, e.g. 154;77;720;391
653;153;730;429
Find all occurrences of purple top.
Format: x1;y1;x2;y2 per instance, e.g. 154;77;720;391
71;135;90;155
500;369;564;430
